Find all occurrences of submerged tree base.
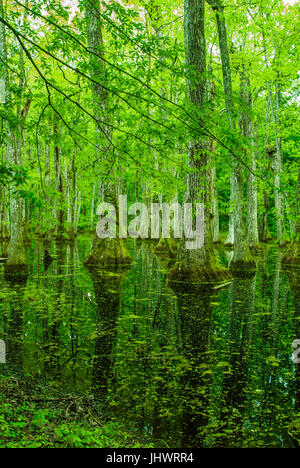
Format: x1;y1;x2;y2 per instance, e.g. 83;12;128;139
0;234;10;242
154;238;178;258
5;242;28;278
229;237;257;277
260;238;273;244
55;230;77;242
249;242;260;252
224;242;234;250
282;241;300;266
261;239;273;245
229;257;257;278
43;248;53;271
84;237;132;268
4;265;28;285
169;255;231;285
213;239;222;245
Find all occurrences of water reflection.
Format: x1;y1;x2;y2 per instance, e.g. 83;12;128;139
284;264;300;446
173;284;216;447
214;276;256;447
86;264;130;399
0;238;299;447
3;274;28;368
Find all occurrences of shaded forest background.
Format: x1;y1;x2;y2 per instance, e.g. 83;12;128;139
0;0;299;276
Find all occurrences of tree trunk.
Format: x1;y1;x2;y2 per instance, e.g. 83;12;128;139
170;0;229;284
224;174;235;247
207;0;255;271
0;1;9;242
262;30;284;244
260;99;272;242
274;80;285;244
211;165;220;243
5;133;27;274
0;186;10;240
282;163;300;265
231;163;255;274
84;0;131;267
1;0;28;275
240;72;259;249
90;183;96;232
54;121;64;239
208;64;220;245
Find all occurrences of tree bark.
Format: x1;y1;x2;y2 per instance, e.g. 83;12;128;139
5;134;27;274
262;28;284;244
84;0;131;267
211;165;220;243
260;99;273;242
170;0;229;284
240;72;259;249
0;0;9;241
206;0;255;272
282;163;300;265
1;0;28;275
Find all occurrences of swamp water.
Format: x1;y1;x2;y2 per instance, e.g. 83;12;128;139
0;237;299;448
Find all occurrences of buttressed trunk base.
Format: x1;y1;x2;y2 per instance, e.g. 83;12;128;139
170;246;231;284
155;238;178;257
5;194;28;276
84;238;132;268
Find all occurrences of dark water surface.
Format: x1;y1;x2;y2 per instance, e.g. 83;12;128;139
0;237;299;448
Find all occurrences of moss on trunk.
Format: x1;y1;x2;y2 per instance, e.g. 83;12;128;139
84;237;132;268
5;240;28;276
5;193;28;274
229;252;256;277
169;263;230;284
249;243;260;253
169;245;231;284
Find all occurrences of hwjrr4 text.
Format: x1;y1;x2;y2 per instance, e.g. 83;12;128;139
106;452;194;465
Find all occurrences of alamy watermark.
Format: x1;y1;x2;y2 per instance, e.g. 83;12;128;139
0;340;6;364
96;195;204;250
292;340;300;364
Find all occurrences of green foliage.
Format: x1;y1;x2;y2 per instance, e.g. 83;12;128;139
0;375;153;448
0;163;27;187
289;415;300;444
0;0;298;236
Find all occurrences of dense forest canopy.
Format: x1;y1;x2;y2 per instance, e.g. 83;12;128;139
0;0;299;274
1;0;300;450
